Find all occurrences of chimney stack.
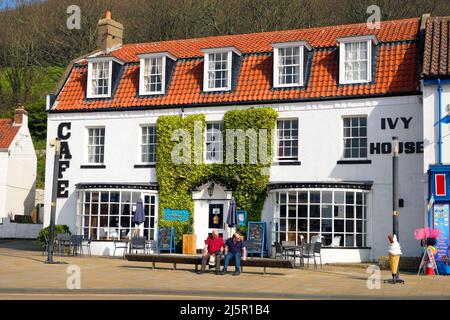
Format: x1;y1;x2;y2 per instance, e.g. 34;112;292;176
13;105;28;127
97;10;123;52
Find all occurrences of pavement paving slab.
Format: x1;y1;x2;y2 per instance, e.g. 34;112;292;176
0;240;449;300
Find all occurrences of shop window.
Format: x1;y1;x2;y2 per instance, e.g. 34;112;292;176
77;190;158;241
272;190;368;247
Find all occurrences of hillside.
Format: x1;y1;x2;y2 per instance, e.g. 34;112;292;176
0;0;449;189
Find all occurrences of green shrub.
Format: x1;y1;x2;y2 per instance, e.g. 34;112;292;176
13;215;33;224
37;225;70;246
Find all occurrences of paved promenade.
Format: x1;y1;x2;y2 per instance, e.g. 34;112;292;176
0;240;449;300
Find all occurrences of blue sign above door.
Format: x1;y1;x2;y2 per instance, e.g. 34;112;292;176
163;209;190;222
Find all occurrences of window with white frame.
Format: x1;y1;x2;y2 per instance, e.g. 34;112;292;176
77;191;157;241
87;61;112;98
142;57;163;94
141;125;156;163
87;127;105;164
276;119;299;161
205;122;223;163
274;46;303;87
339;40;371;84
343;116;367;159
204;52;231;91
272;189;368;247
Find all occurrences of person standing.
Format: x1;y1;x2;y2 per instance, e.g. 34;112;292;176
221;232;247;276
198;230;224;275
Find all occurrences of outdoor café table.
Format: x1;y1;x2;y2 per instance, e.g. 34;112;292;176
282;245;304;267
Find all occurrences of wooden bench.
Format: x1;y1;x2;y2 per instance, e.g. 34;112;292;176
125;253;294;274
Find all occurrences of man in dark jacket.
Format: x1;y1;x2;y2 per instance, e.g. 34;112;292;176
220;232;247;276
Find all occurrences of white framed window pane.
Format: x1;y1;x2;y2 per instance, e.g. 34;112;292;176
87;128;105;164
342;116;367;159
143;57;163;94
206;52;229;90
205;122;223;162
272;190;368;247
90;62;110;96
276;119;299;161
342;41;370;82
141;125;156;163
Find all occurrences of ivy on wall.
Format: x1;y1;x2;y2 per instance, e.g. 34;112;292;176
156;107;278;250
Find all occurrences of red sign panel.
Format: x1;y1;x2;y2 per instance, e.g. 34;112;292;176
435;174;447;196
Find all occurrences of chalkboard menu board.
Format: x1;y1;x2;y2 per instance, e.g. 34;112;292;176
158;227;175;253
247;222;266;257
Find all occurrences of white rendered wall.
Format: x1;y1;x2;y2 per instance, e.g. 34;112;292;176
5;123;37;217
0;153;8;218
44;95;424;261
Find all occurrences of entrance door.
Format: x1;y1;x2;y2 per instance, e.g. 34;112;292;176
208;203;224;237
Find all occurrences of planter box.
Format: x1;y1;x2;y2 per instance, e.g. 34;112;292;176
183;234;197;255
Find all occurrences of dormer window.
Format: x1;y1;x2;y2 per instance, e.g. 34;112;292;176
337;35;378;84
86;56;124;99
201;47;242;92
272;41;311;88
138;52;176;95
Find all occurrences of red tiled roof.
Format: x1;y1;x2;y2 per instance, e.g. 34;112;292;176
422;16;450;78
54;18;421;111
0;118;19;149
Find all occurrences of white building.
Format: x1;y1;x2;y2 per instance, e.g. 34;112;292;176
44;12;432;262
0;106;37;219
421;16;450;263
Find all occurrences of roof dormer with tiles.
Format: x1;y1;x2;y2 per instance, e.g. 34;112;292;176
48;14;422;112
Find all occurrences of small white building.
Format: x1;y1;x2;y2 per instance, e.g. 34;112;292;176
44;12;434;262
421;16;450;262
0;106;37;219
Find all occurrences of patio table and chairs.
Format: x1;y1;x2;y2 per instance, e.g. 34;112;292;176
56;233;71;256
69;235;84;256
281;241;305;267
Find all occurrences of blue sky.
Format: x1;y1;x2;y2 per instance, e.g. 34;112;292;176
0;0;16;10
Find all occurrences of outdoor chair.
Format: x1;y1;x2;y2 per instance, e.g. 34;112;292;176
82;237;92;256
41;234;49;256
129;236;147;255
273;242;284;259
313;242;323;268
113;238;129;259
69;235;84;256
56;233;71;256
301;243;315;268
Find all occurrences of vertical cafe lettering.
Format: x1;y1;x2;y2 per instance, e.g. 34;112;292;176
57;122;72;198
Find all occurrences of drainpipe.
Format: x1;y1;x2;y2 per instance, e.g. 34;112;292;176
437;78;443;165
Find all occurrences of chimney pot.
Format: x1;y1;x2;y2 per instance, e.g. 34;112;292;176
105;10;112;20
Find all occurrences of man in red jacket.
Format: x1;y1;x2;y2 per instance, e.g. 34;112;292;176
198;230;224;275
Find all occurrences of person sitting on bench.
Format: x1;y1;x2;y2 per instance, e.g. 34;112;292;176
220;232;247;276
198;230;224;275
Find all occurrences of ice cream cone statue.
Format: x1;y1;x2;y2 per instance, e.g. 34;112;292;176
386;234;404;284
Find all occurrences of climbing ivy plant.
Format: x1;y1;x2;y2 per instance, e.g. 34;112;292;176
156;107;278;250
